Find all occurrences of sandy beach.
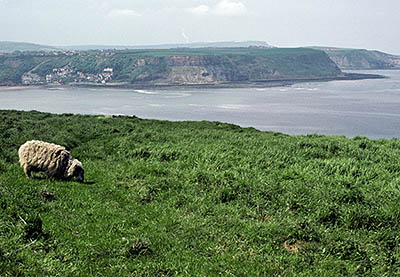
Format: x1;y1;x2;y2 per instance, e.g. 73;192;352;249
0;86;37;91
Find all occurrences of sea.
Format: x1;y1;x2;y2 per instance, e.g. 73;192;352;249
1;70;400;139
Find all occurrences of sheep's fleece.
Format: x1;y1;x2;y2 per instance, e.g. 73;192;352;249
18;140;84;182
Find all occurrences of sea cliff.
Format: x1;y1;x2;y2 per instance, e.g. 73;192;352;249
0;48;348;87
314;47;400;70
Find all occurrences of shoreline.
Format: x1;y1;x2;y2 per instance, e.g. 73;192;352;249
0;72;385;91
0;85;41;92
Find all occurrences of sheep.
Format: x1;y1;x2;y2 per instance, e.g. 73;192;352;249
18;140;84;183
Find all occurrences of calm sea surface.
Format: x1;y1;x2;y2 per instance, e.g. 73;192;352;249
1;70;400;139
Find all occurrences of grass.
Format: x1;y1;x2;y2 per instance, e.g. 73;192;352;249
112;47;320;57
1;110;400;275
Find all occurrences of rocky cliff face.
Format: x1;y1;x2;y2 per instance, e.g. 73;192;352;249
129;51;342;85
324;49;400;70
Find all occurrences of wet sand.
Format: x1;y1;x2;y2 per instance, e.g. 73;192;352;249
0;86;40;91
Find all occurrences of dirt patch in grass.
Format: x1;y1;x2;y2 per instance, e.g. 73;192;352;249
41;190;56;202
283;240;306;254
127;239;153;257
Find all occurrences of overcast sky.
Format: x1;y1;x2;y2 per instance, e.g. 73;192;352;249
1;0;399;54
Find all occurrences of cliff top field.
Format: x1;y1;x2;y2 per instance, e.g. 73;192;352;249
0;41;273;53
1;110;400;275
102;47;316;57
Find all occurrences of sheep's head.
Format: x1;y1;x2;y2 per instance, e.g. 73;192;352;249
67;159;84;183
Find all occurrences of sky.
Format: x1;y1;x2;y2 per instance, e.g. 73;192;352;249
1;0;400;54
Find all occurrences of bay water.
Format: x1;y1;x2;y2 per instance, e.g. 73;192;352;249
1;70;400;139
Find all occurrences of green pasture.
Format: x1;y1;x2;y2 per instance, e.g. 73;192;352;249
1;110;400;276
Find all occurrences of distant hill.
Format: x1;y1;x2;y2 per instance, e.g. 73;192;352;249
1;40;273;53
62;41;274;51
0;41;59;53
311;47;400;70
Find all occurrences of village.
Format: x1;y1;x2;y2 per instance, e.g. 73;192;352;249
45;66;114;85
22;65;114;85
9;49;117;85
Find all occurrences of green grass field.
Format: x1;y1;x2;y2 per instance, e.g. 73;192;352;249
112;47;318;57
1;110;400;276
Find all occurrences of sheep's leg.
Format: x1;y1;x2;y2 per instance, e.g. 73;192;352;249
24;166;32;178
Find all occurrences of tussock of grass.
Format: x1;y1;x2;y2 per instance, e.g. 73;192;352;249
1;110;400;275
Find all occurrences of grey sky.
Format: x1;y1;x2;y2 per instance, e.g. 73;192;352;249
1;0;399;54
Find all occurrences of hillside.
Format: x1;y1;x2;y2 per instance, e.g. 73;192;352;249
0;41;59;53
0;48;344;86
313;47;400;70
3;41;399;72
0;41;272;53
1;110;400;275
62;41;274;51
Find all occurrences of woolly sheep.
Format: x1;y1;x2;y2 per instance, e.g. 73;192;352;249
18;140;84;183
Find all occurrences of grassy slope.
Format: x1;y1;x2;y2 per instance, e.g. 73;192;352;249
0;41;59;53
1;110;400;276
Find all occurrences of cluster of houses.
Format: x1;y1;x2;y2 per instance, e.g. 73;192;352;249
6;49;121;85
22;73;41;85
45;67;114;84
45;66;75;83
4;49;117;59
96;51;116;57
